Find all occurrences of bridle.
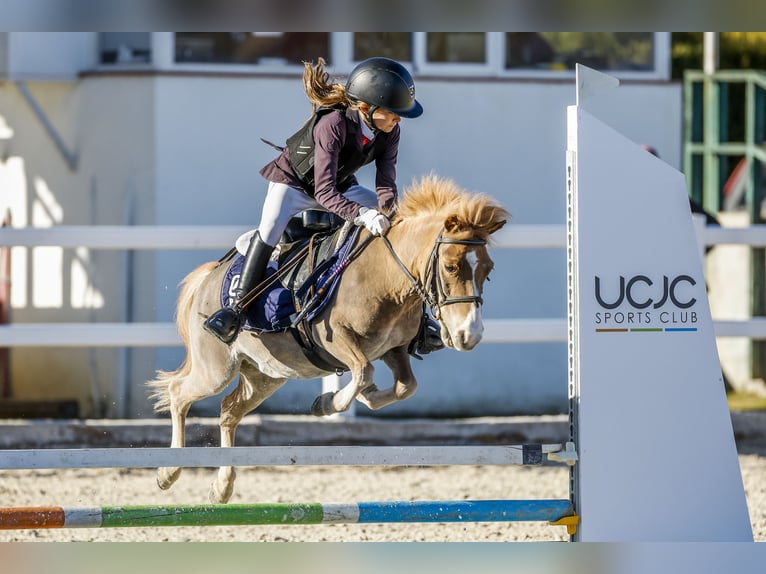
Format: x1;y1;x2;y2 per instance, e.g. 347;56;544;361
381;230;486;320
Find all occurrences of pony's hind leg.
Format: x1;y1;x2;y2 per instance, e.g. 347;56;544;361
150;258;240;493
209;362;287;504
155;380;191;490
156;345;240;491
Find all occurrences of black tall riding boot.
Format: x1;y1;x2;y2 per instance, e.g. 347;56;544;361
204;231;274;344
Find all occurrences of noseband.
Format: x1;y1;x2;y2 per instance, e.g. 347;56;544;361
381;231;486;320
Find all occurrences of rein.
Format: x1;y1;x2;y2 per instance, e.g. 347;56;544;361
380;230;486;320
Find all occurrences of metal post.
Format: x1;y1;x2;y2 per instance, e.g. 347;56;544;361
703;32;719;76
702;34;721;214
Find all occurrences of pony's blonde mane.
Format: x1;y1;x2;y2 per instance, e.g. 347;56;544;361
395;174;510;237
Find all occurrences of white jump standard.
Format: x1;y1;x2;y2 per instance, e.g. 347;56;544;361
566;65;752;542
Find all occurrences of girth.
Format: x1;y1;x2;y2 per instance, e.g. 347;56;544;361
289;323;348;375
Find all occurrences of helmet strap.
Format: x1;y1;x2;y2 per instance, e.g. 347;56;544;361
365;105;381;134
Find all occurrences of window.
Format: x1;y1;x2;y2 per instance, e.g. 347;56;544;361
426;33;485;63
174;33;330;66
135;33;670;80
99;33;151;65
353;33;412;62
505;33;656;73
413;32;498;75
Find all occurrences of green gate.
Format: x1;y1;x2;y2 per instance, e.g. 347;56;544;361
684;69;766;377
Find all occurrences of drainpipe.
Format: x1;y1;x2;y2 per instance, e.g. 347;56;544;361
85;181;106;417
0;210;10;399
116;187;136;418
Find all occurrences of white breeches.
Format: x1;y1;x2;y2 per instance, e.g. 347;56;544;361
256;181;378;247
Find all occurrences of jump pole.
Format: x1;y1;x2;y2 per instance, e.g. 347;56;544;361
0;444;569;469
0;500;575;531
567;65;752;541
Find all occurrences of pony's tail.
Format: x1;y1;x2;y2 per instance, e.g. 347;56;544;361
146;261;219;413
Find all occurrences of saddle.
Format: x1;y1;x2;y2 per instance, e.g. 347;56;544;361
220;215;360;373
278;223;349;294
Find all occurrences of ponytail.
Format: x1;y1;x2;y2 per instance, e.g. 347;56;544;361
301;58;354;112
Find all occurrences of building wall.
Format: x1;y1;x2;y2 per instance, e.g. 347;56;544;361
0;73;156;416
146;74;682;418
0;36;682;417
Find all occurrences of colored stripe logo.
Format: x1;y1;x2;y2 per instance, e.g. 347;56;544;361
595;327;697;333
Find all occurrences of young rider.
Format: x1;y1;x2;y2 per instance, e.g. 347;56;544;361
204;56;444;355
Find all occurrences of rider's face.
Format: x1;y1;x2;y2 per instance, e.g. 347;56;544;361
362;105;401;133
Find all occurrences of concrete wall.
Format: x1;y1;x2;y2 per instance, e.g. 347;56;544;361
0;35;683;417
0;73;156;416
147;75;682;418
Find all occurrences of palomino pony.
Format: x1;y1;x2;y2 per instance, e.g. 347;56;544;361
147;174;509;503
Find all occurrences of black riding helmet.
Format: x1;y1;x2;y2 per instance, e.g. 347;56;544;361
346;57;423;129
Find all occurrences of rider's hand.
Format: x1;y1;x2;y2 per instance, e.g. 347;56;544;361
354;207;391;236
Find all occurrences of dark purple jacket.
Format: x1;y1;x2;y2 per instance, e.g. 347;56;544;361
260;107;399;221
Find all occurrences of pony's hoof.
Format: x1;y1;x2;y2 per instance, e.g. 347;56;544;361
311;392;336;417
156;467;181;490
209;483;233;504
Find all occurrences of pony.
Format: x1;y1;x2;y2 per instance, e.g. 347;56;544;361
147;174;510;502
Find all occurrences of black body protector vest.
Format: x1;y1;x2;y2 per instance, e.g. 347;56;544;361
285;106;386;194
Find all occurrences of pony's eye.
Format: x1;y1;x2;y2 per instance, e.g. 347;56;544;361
444;264;458;274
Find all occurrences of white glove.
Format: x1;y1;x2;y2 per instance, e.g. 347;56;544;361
354;207;391;236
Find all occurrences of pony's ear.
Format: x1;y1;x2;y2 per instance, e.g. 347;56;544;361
485;218;507;235
444;214;465;233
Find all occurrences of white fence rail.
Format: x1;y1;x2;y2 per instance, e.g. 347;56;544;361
1;223;766;346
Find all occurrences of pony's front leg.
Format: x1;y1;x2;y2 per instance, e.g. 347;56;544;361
311;361;373;416
356;346;418;410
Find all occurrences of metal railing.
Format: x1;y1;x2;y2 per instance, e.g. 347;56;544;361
1;223;766;347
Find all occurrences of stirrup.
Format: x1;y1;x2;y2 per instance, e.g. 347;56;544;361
203;307;243;344
409;315;445;359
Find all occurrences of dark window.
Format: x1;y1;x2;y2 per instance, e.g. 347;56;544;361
353;33;412;62
426;33;485;63
100;33;151;64
174;33;330;65
505;33;655;71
